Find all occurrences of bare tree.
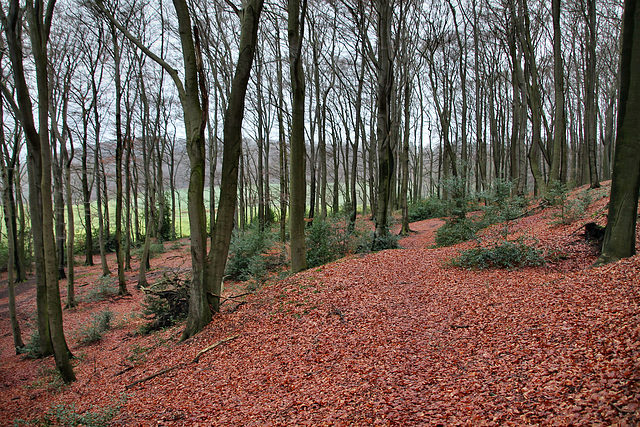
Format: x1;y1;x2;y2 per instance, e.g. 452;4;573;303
1;0;76;383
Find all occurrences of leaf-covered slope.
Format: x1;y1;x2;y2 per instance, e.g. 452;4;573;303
0;190;638;425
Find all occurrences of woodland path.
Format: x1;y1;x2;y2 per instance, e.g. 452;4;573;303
1;203;639;425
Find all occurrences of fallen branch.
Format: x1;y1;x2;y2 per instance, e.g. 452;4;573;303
192;334;240;363
114;366;134;377
125;334;240;389
125;364;185;390
208;292;252;306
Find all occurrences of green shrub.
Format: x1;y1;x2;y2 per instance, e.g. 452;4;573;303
408;197;448;222
306;217;373;266
440;176;475;218
306;219;339;267
558;190;592;225
226;226;273;281
545;180;568;207
150;243;165;256
14;396;125;426
83;276;117;302
140;272;190;334
78;310;113;344
450;241;544;270
19;329;41;359
481;179;526;237
435;217;478;247
368;231;400;252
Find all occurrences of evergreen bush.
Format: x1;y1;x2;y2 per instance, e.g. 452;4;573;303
408;197;448;222
450;241;544;270
226;226;273;281
78;310;113;344
435;217;477;247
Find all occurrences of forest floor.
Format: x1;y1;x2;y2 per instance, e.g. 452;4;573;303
1;182;639;426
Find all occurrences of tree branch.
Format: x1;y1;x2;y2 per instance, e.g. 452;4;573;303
93;0;186;101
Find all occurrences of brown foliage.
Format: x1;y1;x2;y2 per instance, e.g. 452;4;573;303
0;187;638;425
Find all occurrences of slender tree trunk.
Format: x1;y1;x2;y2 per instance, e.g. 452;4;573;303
549;0;566;186
81;106;94;266
400;79;411;235
52;143;65;280
111;23;127;295
0;105;24;352
28;0;75;382
374;0;394;243
585;0;600;189
95;143;110;276
207;0;264;312
3;1;54;358
289;0;308;272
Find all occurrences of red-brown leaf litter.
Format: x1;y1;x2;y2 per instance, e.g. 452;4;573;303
1;184;639;426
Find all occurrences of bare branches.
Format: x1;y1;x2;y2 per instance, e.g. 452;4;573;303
92;0;186;101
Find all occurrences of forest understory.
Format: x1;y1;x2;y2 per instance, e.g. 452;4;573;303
0;185;639;426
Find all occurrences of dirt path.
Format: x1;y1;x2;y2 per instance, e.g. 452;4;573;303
1;211;639;426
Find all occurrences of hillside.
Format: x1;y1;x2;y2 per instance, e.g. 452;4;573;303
0;184;639;426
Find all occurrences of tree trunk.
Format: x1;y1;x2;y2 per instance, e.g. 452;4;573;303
111;23;127;295
594;0;640;266
549;0;566;186
374;0;394;243
289;0;308;273
27;0;75;382
53;142;66;280
0;103;24;352
95;143;110;276
63;135;75;308
585;0;600;189
81;106;94;266
207;0;264;312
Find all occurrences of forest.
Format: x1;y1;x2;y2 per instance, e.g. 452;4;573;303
0;0;639;424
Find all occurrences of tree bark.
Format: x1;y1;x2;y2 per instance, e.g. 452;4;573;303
110;22;127;295
374;0;394;243
208;0;264;313
585;0;600;189
594;0;640;266
289;0;308;272
549;0;566;186
0;101;24;352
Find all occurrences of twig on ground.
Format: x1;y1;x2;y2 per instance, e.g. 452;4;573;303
192;334;240;363
125;334;240;389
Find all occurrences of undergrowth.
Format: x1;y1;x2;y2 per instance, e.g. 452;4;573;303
83;276;118;303
226;226;276;282
306;217;372;267
546;181;594;225
408;197;448;222
78;310;113;344
139;271;189;334
450;240;545;270
13;395;126;426
435;218;478;247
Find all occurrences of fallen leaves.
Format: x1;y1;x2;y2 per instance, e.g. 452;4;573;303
0;188;639;425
